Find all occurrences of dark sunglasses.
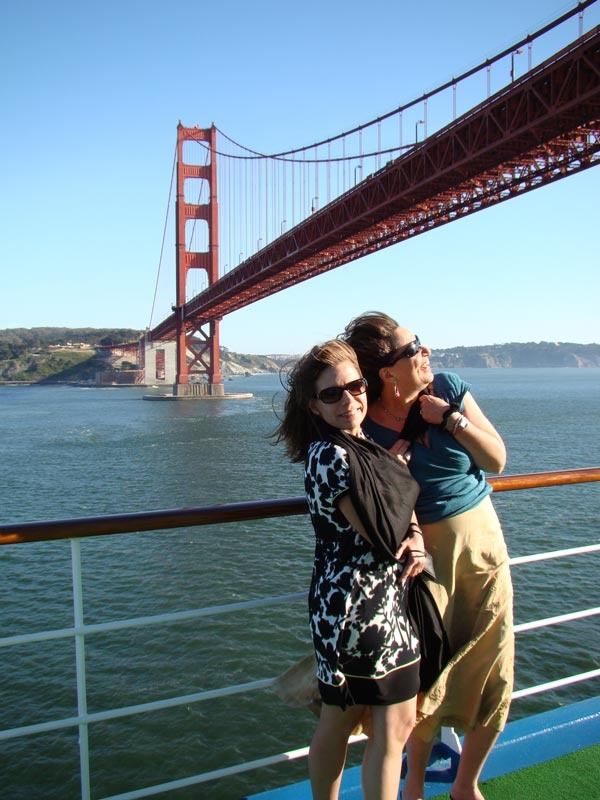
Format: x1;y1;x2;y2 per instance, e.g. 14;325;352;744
386;337;421;364
314;377;368;404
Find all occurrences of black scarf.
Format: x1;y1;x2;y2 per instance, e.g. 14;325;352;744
315;420;420;560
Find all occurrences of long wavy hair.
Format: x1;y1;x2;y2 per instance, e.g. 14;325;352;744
342;311;400;401
273;339;361;463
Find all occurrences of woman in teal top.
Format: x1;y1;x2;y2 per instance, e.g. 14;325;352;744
363;371;493;524
343;312;514;800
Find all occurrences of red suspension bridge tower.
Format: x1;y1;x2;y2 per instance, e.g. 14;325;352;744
173;123;223;396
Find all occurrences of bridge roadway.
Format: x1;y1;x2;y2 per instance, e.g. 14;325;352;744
151;25;600;343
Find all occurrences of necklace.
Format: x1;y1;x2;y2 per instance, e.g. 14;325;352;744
379;403;408;424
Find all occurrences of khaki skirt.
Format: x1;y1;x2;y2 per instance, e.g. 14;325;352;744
415;495;514;739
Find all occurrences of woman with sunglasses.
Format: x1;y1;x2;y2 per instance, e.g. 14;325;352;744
273;338;426;800
343;312;513;800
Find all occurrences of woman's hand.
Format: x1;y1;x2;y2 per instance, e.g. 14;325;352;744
389;437;412;463
396;521;426;580
418;393;449;426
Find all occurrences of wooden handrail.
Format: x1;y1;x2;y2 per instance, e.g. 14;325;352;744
488;467;600;492
1;467;598;547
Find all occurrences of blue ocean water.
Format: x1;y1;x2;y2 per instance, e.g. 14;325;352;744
0;369;599;799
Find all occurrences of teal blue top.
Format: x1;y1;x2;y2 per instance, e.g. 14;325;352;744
363;372;492;524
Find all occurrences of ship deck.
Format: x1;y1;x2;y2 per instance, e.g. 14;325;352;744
246;695;600;799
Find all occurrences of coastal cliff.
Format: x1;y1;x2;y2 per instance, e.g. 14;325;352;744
429;341;600;369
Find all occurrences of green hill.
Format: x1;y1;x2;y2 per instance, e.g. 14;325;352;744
0;328;142;383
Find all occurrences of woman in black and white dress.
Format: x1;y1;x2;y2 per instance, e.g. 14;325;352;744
274;339;426;800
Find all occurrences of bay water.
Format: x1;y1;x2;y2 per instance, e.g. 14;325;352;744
1;369;599;799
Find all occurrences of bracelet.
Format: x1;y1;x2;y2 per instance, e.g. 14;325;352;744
452;414;470;435
409;549;426;557
440;403;460;430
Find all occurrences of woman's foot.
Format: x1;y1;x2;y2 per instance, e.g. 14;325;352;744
449;789;486;800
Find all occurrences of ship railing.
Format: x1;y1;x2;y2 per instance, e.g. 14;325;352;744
1;467;599;800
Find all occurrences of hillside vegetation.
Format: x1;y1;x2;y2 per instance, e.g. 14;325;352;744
0;328;599;384
0;328;143;383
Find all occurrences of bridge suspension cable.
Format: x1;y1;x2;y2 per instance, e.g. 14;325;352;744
213;0;597;162
149;144;177;330
168;0;597;284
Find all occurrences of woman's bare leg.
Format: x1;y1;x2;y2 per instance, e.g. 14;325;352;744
362;698;416;800
403;723;498;800
402;731;435;800
449;723;499;800
309;703;365;800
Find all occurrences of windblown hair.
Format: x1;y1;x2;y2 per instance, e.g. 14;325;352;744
273;339;361;463
342;311;400;401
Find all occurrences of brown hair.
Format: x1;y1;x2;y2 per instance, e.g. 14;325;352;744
273;339;361;462
342;311;399;401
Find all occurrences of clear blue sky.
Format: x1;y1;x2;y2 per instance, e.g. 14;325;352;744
1;0;598;353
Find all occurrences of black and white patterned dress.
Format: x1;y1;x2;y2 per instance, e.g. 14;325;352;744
305;439;420;706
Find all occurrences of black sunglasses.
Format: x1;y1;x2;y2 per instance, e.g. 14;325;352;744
386;336;421;364
314;377;368;404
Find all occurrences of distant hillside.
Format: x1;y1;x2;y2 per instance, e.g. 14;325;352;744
220;342;600;373
0;328;599;383
0;328;143;383
220;348;295;375
0;327;143;353
0;329;292;383
429;341;600;368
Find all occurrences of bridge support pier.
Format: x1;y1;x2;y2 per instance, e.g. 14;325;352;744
173;378;225;396
143;336;238;398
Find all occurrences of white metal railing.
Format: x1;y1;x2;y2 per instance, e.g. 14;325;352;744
1;541;599;799
1;472;599;799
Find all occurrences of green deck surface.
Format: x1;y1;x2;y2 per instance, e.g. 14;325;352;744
453;743;600;799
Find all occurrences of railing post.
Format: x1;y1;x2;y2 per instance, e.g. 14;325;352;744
71;539;91;800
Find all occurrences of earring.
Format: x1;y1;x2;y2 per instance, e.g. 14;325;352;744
393;379;400;399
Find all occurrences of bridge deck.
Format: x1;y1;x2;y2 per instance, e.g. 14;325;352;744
151;25;600;341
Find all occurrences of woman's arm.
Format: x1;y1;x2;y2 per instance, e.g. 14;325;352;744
420;390;506;474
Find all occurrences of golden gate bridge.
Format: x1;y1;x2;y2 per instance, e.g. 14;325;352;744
134;1;600;396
